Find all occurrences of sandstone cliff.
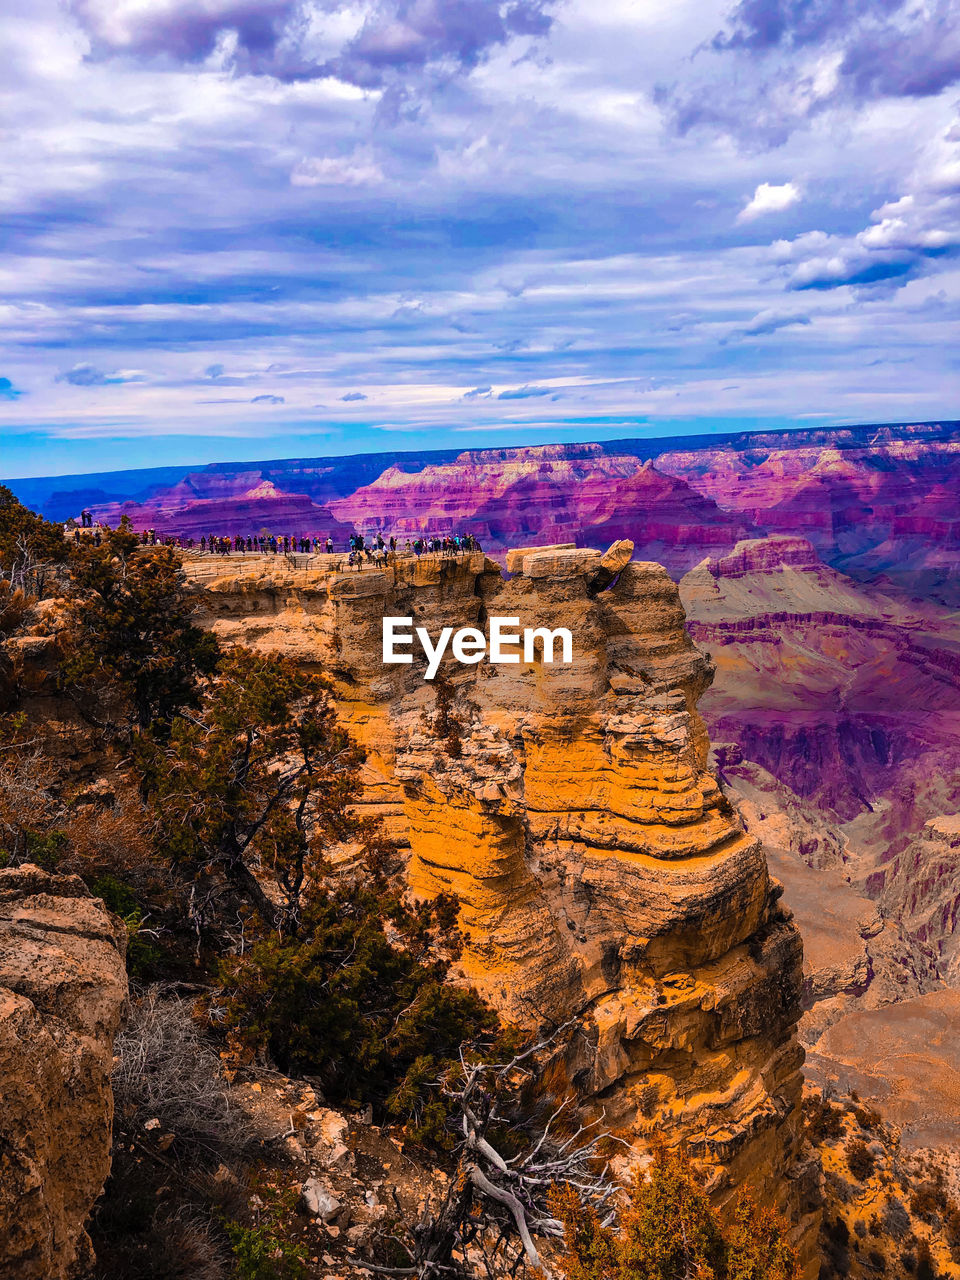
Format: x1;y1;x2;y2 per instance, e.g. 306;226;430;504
0;866;128;1280
188;544;821;1267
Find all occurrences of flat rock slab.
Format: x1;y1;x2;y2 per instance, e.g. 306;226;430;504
505;543;576;574
522;548;602;578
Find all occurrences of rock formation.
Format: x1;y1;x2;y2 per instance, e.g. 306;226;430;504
679;536;960;838
188;544;822;1268
0;866;128;1280
870;815;960;984
658;433;960;601
105;479;355;542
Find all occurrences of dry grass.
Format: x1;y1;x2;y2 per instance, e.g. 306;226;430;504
113;988;254;1159
145;1208;230;1280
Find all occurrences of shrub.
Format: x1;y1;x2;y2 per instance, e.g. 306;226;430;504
883;1196;911;1240
910;1181;947;1223
89;875;164;982
222;1220;307;1280
0;741;64;867
135;647;364;933
804;1095;845;1144
825;1170;857;1205
846;1139;877;1182
945;1204;960;1260
92;1205;231;1280
853;1104;883;1131
0;485;68;598
61;527;219;738
726;1190;801;1280
216;880;498;1136
826;1217;849;1248
916;1240;937;1280
217;1183;310;1280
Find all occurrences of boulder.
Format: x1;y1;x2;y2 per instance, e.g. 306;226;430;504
522;548;602;579
586;538;634;595
301;1179;341;1222
505;543;576;574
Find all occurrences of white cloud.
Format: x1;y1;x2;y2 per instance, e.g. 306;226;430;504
3;1;960;472
737;181;802;223
290;153;384;187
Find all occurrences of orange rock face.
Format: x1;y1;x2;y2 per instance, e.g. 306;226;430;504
0;866;128;1280
188;545;821;1269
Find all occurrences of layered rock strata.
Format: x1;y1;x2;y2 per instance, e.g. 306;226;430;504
680;536;960;832
870;815;960;984
0;866;128;1279
188;546;821;1268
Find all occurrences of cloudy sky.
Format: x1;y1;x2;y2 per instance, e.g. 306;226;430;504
2;0;960;477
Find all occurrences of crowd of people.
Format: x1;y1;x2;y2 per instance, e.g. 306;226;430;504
69;518;483;566
343;531;482;569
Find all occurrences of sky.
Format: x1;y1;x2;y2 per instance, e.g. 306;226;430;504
2;0;960;478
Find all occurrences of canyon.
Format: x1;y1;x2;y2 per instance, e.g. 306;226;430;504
7;420;960;1273
181;516;960;1254
679;535;960;837
19;420;960;596
678;536;960;1163
187;542;822;1268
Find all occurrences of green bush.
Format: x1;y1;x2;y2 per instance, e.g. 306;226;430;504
216;880;498;1138
89;873;164;981
222;1220;307;1280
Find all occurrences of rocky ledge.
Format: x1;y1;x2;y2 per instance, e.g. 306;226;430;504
0;866;128;1279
